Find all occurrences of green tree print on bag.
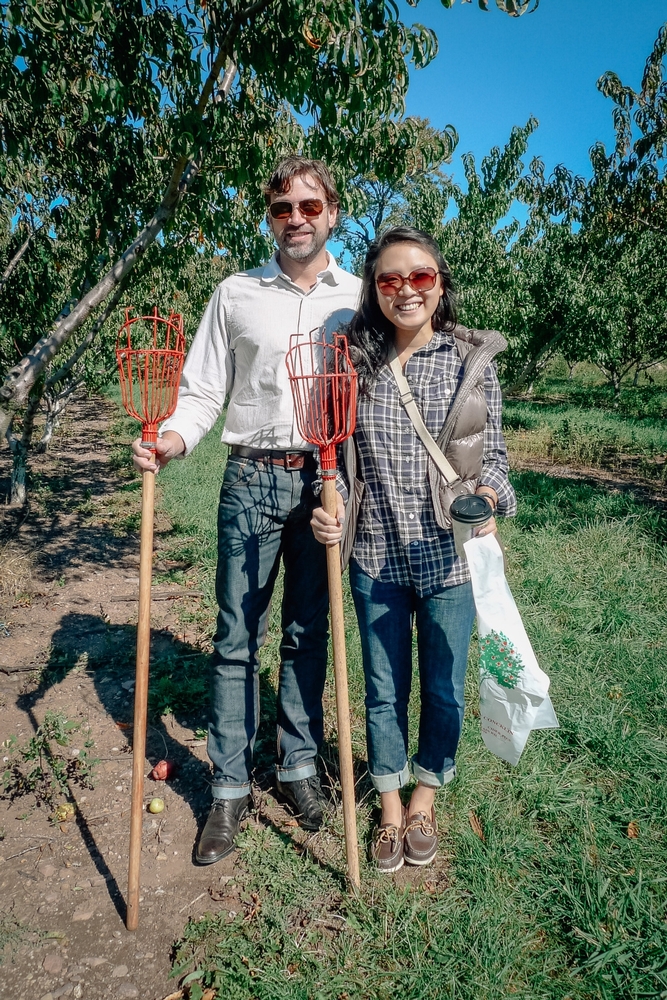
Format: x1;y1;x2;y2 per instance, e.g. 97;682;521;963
479;631;525;689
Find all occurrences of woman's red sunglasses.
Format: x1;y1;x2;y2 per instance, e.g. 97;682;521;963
268;198;327;220
375;267;440;296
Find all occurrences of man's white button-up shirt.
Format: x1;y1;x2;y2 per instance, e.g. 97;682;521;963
160;252;362;455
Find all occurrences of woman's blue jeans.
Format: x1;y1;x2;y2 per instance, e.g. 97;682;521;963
349;560;475;792
208;454;329;800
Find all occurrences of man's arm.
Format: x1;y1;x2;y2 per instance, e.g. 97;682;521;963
158;283;233;456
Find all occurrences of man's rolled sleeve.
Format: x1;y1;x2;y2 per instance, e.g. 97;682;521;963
481;364;517;518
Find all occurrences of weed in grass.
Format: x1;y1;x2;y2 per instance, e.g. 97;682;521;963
1;711;99;810
148;652;209;719
0;916;38;966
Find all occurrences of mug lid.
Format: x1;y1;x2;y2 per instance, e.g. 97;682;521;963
449;494;493;524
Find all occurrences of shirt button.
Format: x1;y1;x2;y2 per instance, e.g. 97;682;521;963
404;456;411;463
408;513;415;520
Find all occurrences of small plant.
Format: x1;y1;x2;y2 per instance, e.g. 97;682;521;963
1;711;99;809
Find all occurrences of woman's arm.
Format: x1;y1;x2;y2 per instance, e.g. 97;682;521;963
479;364;517;518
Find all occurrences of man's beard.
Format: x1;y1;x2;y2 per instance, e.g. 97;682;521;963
276;226;328;262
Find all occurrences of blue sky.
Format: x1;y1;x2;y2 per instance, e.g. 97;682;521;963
401;0;667;185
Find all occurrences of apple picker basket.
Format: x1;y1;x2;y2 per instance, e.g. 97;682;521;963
285;332;360;888
116;308;185;930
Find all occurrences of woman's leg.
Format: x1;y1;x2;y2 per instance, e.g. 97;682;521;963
348;560;414;822
410;580;476;798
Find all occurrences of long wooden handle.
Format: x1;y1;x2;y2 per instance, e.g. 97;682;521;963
126;468;155;930
322;478;360;889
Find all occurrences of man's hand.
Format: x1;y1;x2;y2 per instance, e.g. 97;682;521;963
132;430;186;474
311;492;345;547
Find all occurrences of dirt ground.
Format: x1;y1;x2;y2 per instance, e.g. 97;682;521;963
0;397;314;1000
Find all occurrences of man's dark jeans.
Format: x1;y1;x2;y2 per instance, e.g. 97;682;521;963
208;453;329;799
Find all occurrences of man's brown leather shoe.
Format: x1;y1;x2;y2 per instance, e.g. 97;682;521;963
195;795;250;865
371;812;405;873
404;808;438;867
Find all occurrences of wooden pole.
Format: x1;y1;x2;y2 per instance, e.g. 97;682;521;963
126;467;155;930
321;477;360;890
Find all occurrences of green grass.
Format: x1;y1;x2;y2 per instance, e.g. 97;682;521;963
503;402;667;478
527;359;667;420
103;383;667;998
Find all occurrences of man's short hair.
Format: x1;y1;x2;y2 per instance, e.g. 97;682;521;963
263;157;340;208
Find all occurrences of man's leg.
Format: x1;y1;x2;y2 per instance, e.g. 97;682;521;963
274;470;330;828
197;456;288;863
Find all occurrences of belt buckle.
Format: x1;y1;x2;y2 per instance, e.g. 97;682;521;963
285;452;303;470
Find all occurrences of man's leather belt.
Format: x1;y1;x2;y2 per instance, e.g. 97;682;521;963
230;444;316;470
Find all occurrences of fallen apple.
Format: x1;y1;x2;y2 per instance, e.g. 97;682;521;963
149;759;175;781
54;802;76;823
148;797;165;814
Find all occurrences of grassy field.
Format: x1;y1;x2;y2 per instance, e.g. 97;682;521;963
115;367;667;1000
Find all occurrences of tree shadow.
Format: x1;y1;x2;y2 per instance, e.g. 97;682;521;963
16;611;213;921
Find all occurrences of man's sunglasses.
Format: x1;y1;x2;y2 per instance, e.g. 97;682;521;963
268;198;327;220
375;267;441;296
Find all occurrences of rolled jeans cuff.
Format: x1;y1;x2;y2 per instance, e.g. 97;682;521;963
369;762;410;793
275;761;317;783
211;782;252;800
410;757;457;789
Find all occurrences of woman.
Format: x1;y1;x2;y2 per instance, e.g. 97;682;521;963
312;227;516;872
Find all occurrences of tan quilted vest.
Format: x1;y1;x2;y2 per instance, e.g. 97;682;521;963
439;325;508;483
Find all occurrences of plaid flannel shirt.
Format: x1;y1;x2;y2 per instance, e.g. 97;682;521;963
350;328;516;596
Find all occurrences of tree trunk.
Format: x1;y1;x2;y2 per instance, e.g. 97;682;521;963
502;329;565;396
611;371;622;407
38;394;66;452
7;382;42;506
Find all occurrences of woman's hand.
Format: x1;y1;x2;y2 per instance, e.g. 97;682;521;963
132;430;185;474
474;486;498;537
474;515;497;538
311;492;345;547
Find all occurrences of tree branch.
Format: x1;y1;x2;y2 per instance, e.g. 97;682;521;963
502;329;565;395
0;22;247;421
0;231;35;291
45;277;128;389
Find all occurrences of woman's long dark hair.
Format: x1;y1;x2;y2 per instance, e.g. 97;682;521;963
346;227;457;387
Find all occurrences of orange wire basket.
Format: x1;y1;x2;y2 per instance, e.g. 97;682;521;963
285;332;357;476
116;308;186;447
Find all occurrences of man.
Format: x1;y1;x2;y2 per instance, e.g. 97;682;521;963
133;157;361;864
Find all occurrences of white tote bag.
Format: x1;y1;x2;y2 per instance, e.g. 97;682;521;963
464;534;559;766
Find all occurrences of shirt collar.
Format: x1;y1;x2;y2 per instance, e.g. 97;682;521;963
261;251;341;287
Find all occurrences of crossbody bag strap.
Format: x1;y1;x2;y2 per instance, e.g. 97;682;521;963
387;346;460;486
